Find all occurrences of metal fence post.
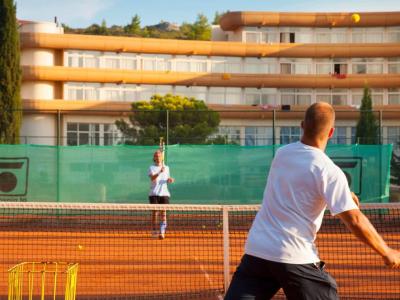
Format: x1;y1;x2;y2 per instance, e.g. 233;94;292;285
222;206;230;293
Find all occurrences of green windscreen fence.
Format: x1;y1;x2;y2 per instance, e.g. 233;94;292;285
0;144;392;204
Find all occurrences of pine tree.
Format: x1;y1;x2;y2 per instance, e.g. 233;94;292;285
124;14;141;35
0;0;21;144
192;14;211;40
212;11;228;25
355;86;379;144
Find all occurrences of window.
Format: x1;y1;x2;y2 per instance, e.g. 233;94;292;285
246;32;259;43
315;31;330;43
352;29;364;43
65;83;100;100
190;56;208;72
388;28;400;42
245;93;261;105
225;57;242;73
387;127;400;153
280;32;295;43
215;126;241;144
351;127;357;144
244;88;277;106
294;62;311;74
210;57;225;73
225;88;242;105
334;63;348;74
316;89;348;105
280;89;311;106
280;127;300;144
330;127;348;144
245;127;273;146
388;58;400;74
210;56;242;73
316;62;332;74
351;89;363;106
352;89;383;106
353;64;367;74
66;123;122;146
175;86;207;102
99;84;138;101
331;29;347;43
141;55;171;71
119;54;137;70
208;87;226;104
389;88;400;105
365;30;383;43
332;94;347;105
332;89;347;105
371;89;384;105
261;93;276;105
244;58;264;73
66;51;100;68
103;55;119;69
280;63;292;74
352;64;367;74
174;55;190;72
261;31;278;43
281;94;295;105
139;85;156;100
244;57;276;74
295;31;313;43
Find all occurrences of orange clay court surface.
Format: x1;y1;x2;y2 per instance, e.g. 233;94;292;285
0;214;399;299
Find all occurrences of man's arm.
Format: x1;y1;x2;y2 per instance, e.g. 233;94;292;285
149;167;165;181
337;209;400;268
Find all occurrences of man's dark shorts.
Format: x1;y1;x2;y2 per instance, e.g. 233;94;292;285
149;196;170;204
224;254;338;300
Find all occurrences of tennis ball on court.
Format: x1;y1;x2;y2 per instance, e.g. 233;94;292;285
77;245;84;250
351;13;360;23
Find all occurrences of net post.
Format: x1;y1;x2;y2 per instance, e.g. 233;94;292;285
222;206;230;293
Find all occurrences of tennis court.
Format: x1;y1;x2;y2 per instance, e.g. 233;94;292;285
0;202;399;299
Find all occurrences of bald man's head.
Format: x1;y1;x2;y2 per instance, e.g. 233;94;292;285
302;102;335;140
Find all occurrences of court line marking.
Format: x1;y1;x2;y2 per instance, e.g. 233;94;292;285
193;255;224;300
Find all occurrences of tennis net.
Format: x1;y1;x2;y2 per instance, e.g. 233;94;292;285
0;202;399;299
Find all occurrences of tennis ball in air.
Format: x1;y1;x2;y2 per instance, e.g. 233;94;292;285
351;13;360;23
202;225;206;229
77;245;84;250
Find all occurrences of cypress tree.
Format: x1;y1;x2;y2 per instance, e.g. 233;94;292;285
355;86;379;144
0;0;22;144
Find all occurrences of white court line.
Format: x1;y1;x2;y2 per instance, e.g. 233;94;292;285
193;255;224;300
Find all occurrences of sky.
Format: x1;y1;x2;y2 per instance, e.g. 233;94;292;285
15;0;400;28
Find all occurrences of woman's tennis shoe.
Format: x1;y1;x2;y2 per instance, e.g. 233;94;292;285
159;221;167;239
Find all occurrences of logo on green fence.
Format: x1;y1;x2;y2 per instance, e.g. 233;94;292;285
0;157;29;201
332;157;362;195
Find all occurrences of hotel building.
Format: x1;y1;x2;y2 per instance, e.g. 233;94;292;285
19;11;400;147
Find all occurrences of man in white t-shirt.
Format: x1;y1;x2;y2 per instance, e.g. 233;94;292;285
148;150;174;239
225;102;400;300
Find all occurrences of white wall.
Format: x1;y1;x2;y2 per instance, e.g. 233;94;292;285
211;25;228;41
21;115;56;145
22;82;55;100
19;21;63;34
21;49;55;66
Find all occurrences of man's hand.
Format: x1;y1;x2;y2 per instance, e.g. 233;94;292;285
383;248;400;269
167;177;175;183
351;192;360;208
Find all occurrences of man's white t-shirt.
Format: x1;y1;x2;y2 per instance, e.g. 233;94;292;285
245;141;359;264
148;165;171;197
